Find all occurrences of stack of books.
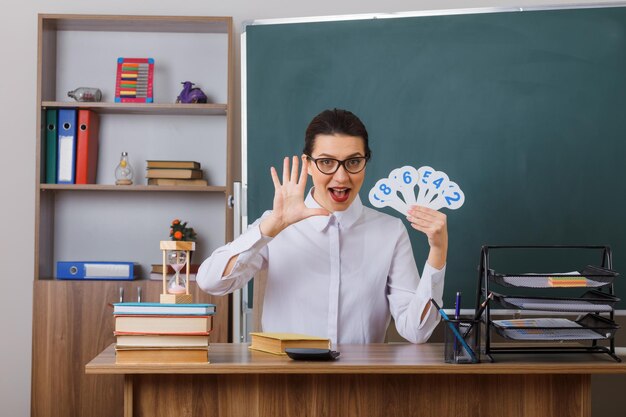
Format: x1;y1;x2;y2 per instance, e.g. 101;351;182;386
145;160;208;186
149;263;200;281
113;302;216;363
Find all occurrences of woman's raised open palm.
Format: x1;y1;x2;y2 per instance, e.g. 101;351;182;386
260;155;329;237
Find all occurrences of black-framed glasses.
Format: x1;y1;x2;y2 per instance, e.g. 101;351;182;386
307;155;369;175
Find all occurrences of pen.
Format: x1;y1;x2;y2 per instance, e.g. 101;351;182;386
473;292;493;320
453;292;461;354
461;292;494;339
430;299;478;362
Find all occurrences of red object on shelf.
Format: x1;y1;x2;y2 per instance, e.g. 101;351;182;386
115;57;154;103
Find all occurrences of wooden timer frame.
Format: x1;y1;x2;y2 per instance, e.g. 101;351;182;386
160;240;195;304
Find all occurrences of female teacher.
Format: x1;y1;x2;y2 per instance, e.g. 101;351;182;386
197;108;448;344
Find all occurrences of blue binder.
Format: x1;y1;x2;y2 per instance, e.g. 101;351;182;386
57;108;77;184
57;261;137;280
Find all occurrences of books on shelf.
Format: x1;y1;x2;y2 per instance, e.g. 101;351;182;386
147;178;209;186
146;168;203;179
115;347;209;364
146;160;200;169
145;160;204;183
113;302;215;315
249;332;330;355
115;314;213;334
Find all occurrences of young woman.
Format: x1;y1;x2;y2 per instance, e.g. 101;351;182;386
197;109;448;344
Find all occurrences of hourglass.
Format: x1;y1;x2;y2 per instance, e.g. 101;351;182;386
159;240;195;304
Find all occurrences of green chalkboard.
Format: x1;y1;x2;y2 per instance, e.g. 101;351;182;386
245;7;626;308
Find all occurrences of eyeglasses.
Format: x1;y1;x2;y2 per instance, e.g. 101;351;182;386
307;155;369;175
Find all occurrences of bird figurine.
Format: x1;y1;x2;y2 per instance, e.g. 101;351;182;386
176;81;208;103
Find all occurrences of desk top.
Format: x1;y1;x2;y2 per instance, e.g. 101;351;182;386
85;343;626;375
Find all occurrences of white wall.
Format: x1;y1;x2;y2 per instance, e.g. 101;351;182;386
0;0;616;415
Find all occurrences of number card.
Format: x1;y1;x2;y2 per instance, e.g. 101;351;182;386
368;179;409;215
368;165;465;216
389;166;419;205
427;182;465;210
416;166;435;204
422;171;450;205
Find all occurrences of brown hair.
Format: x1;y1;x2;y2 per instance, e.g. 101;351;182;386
303;108;371;158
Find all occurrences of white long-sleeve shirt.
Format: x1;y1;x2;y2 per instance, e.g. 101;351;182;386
197;192;445;344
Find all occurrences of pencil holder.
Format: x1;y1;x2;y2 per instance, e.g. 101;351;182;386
443;316;480;364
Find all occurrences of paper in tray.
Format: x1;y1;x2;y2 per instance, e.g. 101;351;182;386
490;265;617;289
492;314;618;341
492;290;619;313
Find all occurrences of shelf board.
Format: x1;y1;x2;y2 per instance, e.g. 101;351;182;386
41;101;228;116
36;277;157;281
40;184;227;193
41;15;231;34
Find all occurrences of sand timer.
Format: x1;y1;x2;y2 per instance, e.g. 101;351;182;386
159;240;195;304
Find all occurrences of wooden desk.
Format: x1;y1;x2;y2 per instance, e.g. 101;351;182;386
86;343;626;417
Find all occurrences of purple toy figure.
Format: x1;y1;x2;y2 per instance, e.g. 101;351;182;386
176;81;208;103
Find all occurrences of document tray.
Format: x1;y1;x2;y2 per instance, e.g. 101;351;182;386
489;265;618;289
493;314;619;341
491;290;619;313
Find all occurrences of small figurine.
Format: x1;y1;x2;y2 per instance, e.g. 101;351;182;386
176;81;208;103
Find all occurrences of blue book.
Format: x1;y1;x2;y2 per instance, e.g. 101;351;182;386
113;302;216;316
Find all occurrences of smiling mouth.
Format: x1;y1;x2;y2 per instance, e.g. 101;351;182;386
329;187;351;203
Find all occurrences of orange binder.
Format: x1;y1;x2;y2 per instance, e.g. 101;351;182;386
75;110;99;184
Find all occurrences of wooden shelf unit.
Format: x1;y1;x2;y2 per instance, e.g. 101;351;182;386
32;14;234;417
